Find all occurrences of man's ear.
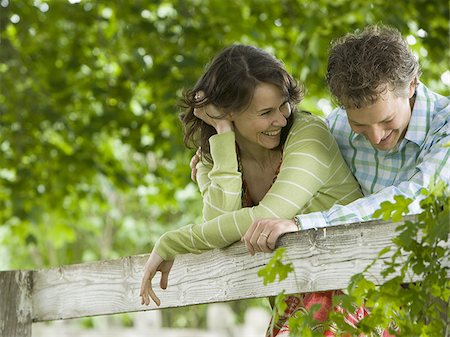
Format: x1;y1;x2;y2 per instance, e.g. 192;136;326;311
408;78;417;98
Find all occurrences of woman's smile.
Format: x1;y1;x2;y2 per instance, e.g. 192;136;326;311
262;129;282;136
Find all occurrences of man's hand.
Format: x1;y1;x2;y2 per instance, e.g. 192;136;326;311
139;250;174;306
190;147;201;183
242;218;297;255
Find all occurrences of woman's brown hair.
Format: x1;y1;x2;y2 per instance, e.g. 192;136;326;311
179;45;304;163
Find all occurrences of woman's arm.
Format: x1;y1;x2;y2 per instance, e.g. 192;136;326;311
191;100;243;221
156;116;351;260
196;132;243;221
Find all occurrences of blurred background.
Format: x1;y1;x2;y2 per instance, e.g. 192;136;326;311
1;0;449;335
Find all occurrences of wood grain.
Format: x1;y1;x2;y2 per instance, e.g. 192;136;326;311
30;216;449;322
0;270;33;337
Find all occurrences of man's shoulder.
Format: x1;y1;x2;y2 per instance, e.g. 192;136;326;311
414;83;450;137
325;107;352;136
416;82;450;116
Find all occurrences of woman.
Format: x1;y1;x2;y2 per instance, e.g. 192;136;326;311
140;45;363;336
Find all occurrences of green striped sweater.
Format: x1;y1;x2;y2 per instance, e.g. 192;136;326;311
155;112;362;260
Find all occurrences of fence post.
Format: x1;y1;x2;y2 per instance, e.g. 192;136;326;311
0;270;33;337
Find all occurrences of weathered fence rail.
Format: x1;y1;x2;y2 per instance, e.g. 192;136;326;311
1;216;449;337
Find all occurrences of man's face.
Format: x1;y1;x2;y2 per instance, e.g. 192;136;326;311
345;85;415;151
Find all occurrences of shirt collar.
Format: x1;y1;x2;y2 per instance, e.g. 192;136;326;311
403;83;432;147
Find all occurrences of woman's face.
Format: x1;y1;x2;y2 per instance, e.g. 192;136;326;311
231;83;291;152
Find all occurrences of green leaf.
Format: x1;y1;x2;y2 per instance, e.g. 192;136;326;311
258;247;294;286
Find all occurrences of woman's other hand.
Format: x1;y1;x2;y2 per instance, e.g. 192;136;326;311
194;91;233;134
242;218;297;255
140;250;174;306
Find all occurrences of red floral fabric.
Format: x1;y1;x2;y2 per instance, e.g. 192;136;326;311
266;292;396;337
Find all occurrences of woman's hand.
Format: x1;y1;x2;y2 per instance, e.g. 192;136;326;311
194;91;233;134
242;218;297;255
139;250;174;306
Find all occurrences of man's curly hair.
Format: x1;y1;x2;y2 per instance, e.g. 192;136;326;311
326;25;421;109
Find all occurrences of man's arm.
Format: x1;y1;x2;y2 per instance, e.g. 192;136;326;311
296;124;450;230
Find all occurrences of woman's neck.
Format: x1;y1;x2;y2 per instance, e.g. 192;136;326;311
238;144;282;205
238;144;281;169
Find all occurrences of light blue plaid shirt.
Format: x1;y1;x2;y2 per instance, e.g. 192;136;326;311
297;83;450;230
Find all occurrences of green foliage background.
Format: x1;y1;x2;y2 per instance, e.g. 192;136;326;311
0;0;449;301
0;0;448;330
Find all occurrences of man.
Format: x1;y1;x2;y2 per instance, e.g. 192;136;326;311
242;24;449;337
246;25;449;238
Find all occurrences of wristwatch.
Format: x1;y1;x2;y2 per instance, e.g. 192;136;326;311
293;216;302;231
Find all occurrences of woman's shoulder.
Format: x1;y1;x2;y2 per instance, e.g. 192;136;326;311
284;111;336;154
291;110;329;133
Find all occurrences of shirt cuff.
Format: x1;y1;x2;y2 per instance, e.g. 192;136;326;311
296;212;328;230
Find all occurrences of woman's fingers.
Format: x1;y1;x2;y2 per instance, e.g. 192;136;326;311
160;270;169;290
159;260;174;290
242;220;273;255
139;251;167;306
261;233;275;252
193;101;233;134
140;270;157;306
255;231;274;253
194;90;205;101
242;219;294;255
140;281;160;306
148;287;161;306
243;237;255;256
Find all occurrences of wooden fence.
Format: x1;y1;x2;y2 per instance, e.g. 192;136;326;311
1;216;449;337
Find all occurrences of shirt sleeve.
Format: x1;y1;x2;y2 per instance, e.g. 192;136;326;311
195;131;242;222
297;122;450;230
155;120;338;260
